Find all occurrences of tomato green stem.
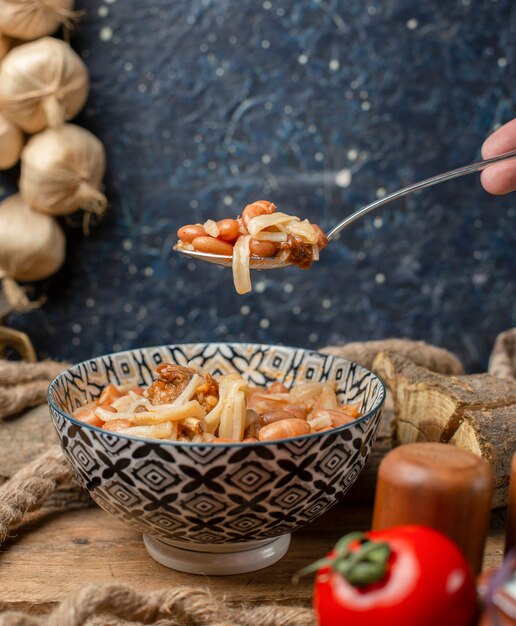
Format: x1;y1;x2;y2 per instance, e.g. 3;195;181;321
334;531;366;558
294;532;392;588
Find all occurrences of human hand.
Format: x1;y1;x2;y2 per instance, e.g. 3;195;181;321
481;119;516;194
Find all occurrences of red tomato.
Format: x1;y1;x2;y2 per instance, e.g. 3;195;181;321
311;526;477;626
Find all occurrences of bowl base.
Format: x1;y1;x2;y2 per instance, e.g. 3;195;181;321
143;533;291;575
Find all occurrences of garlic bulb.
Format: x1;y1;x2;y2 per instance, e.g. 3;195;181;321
0;32;10;60
0;37;89;133
0;194;65;311
0;111;23;169
0;0;75;41
20;124;107;217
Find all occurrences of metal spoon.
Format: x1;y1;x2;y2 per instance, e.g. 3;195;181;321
174;148;516;270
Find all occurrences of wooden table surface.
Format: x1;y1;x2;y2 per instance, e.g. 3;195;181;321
0;405;508;614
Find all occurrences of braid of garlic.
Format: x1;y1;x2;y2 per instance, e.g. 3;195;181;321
2;276;46;312
42;94;65;128
77;180;108;215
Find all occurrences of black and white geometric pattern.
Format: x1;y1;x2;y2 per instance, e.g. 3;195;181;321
48;343;385;544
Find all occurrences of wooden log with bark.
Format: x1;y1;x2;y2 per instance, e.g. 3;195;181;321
373;351;516;508
321;338;464;375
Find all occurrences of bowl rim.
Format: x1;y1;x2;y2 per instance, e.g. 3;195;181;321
48;342;386;448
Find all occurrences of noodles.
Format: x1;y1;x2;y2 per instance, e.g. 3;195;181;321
205;373;248;434
118;422;175;439
232;235;252;294
74;362;362;443
217;374;248;440
177;199;328;294
96;400;205;425
169;373;201;407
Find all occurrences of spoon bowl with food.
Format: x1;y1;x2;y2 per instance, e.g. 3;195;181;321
174;149;516;292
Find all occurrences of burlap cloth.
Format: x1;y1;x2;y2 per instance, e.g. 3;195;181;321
0;333;514;625
0;359;70;419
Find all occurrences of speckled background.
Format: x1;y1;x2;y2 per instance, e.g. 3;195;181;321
1;0;515;372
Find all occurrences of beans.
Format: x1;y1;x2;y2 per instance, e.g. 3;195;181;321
284;405;307;420
217;219;240;242
249;239;278;258
260;410;297;426
245;408;261;427
258;418;311;441
310;408;356;428
103;418;133;432
244;422;260;439
331;413;356;427
242;200;276;228
242;437;259;443
99;384;122;406
74;408;104;428
192;236;234;256
177;224;206;243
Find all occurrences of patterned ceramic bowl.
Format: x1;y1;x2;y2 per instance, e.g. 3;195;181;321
48;343;385;575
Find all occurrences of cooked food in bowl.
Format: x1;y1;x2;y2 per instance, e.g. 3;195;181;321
48;343;385;571
176;200;328;293
73;361;362;443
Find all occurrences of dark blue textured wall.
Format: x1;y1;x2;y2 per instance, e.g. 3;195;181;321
2;0;515;372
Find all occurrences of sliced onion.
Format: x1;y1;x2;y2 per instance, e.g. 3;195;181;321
124;391;153;413
247;212;296;237
313;384;337;410
72;399;96;416
253;231;288;242
232;234;252;294
285;219;318;244
289;382;324;405
110;394;135;412
308;413;332;431
203;219;219;237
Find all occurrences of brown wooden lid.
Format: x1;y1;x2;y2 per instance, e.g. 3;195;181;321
377;442;493;495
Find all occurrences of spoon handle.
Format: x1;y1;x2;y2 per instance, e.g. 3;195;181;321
325;148;516;241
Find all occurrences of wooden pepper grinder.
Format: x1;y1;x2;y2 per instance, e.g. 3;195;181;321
372;442;494;575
